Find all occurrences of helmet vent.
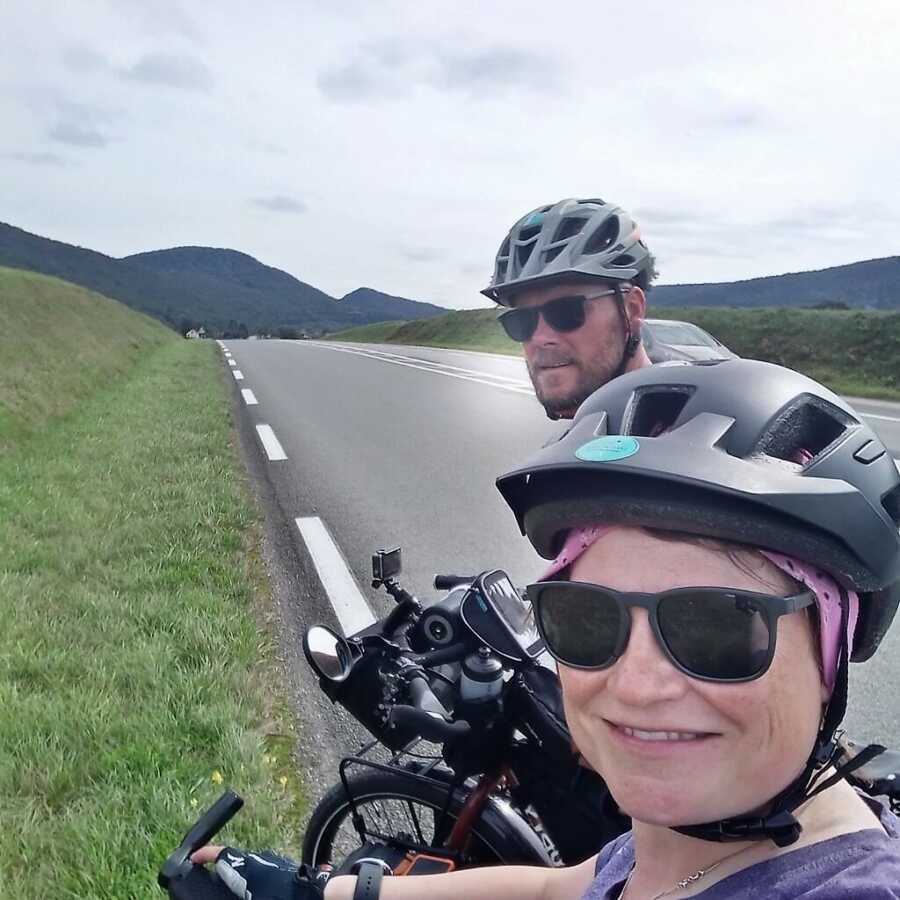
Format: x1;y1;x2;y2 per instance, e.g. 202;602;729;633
622;386;695;437
518;225;542;242
553;217;588;243
516;242;535;269
583;216;620;255
611;254;636;268
882;484;900;527
499;238;510;258
543;245;565;263
758;398;855;464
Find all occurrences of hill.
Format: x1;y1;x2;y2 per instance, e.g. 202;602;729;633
0;266;173;451
652;256;900;308
0;222;447;334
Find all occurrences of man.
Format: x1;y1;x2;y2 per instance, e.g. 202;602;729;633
482;198;655;420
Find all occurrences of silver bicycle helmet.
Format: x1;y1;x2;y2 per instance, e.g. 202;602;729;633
482;198;654;306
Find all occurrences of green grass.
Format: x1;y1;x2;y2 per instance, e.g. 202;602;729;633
327;305;900;400
0;266;174;453
0;335;305;897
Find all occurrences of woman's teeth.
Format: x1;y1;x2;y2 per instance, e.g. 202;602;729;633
621;726;702;742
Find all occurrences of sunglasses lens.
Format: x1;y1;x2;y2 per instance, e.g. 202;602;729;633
536;584;621;667
499;308;538;342
542;296;587;333
658;591;771;680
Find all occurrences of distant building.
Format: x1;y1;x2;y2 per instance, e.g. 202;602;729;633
185;327;207;339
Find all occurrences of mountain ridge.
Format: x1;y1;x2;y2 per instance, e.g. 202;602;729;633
0;223;447;333
651;255;900;308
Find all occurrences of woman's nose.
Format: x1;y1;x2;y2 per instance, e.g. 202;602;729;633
605;609;689;705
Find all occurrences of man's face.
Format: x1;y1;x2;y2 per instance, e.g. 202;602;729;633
514;280;645;419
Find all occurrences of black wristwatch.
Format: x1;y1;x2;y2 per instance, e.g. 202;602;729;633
351;859;392;900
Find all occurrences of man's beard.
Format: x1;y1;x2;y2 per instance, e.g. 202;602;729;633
527;352;619;419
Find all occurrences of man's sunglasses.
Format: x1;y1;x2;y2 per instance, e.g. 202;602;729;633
526;581;817;683
498;290;618;343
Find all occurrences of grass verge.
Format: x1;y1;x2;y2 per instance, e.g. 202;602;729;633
0;339;305;899
327;307;900;401
0;266;173;453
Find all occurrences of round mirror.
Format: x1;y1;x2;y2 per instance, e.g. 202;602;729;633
303;626;352;682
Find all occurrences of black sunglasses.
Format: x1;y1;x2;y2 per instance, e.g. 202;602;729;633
498;290;618;343
526;581;816;683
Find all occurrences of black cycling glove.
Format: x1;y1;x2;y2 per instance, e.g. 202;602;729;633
214;847;328;900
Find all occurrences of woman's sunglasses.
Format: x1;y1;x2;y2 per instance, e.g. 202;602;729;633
498;290;618;343
526;581;817;683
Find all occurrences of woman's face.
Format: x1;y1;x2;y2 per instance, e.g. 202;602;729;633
559;526;827;827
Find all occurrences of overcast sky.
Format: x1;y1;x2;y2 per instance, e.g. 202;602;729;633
3;1;898;309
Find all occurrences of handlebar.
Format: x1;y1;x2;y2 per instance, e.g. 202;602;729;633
158;790;243;898
390;705;471;742
389;671;471;743
433;574;475;591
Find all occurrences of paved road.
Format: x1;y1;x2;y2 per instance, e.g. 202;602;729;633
221;339;900;770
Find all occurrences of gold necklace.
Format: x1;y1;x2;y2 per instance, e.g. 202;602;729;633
619;843;759;900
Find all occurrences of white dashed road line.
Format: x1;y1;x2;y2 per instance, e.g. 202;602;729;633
228;359;236;366
255;424;287;461
295;517;376;635
241;389;258;406
233;370;244;380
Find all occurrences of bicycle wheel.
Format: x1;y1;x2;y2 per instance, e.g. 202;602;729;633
302;768;544;868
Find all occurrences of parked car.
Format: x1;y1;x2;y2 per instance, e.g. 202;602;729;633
641;318;738;363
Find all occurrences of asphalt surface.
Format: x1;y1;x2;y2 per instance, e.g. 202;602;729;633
221;338;900;795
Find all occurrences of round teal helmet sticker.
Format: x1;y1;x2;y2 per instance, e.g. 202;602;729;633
575;435;640;462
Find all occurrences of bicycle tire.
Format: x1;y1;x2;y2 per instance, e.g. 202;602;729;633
302;768;546;868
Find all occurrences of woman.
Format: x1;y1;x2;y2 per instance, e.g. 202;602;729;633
194;359;900;898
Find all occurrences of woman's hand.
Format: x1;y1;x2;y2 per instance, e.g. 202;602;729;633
190;845;224;865
188;845;326;899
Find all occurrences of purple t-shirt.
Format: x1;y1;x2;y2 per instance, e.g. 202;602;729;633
581;798;900;899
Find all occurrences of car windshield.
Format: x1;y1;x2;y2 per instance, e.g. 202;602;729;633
647;322;720;348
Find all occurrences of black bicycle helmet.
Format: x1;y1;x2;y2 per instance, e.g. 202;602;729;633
498;358;900;659
497;359;900;845
482;198;653;305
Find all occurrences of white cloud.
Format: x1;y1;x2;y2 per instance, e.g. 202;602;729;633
1;0;898;308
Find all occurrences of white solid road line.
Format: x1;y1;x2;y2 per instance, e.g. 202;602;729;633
241;389;258;406
861;412;900;423
329;344;530;385
301;342;534;396
233;370;244;380
255;424;287;461
295;517;376;635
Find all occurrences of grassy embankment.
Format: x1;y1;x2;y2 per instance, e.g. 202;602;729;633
327;306;900;401
0;267;304;898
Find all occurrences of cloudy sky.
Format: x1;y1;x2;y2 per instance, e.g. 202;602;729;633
3;1;899;309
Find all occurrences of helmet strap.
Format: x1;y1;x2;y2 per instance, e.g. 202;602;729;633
673;588;883;847
610;284;640;380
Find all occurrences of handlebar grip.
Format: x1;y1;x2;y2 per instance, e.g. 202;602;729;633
178;791;244;856
433;574;474;591
159;791;243;890
390;705;471;743
407;673;450;717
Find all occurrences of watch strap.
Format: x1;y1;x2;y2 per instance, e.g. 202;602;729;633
352;861;384;900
